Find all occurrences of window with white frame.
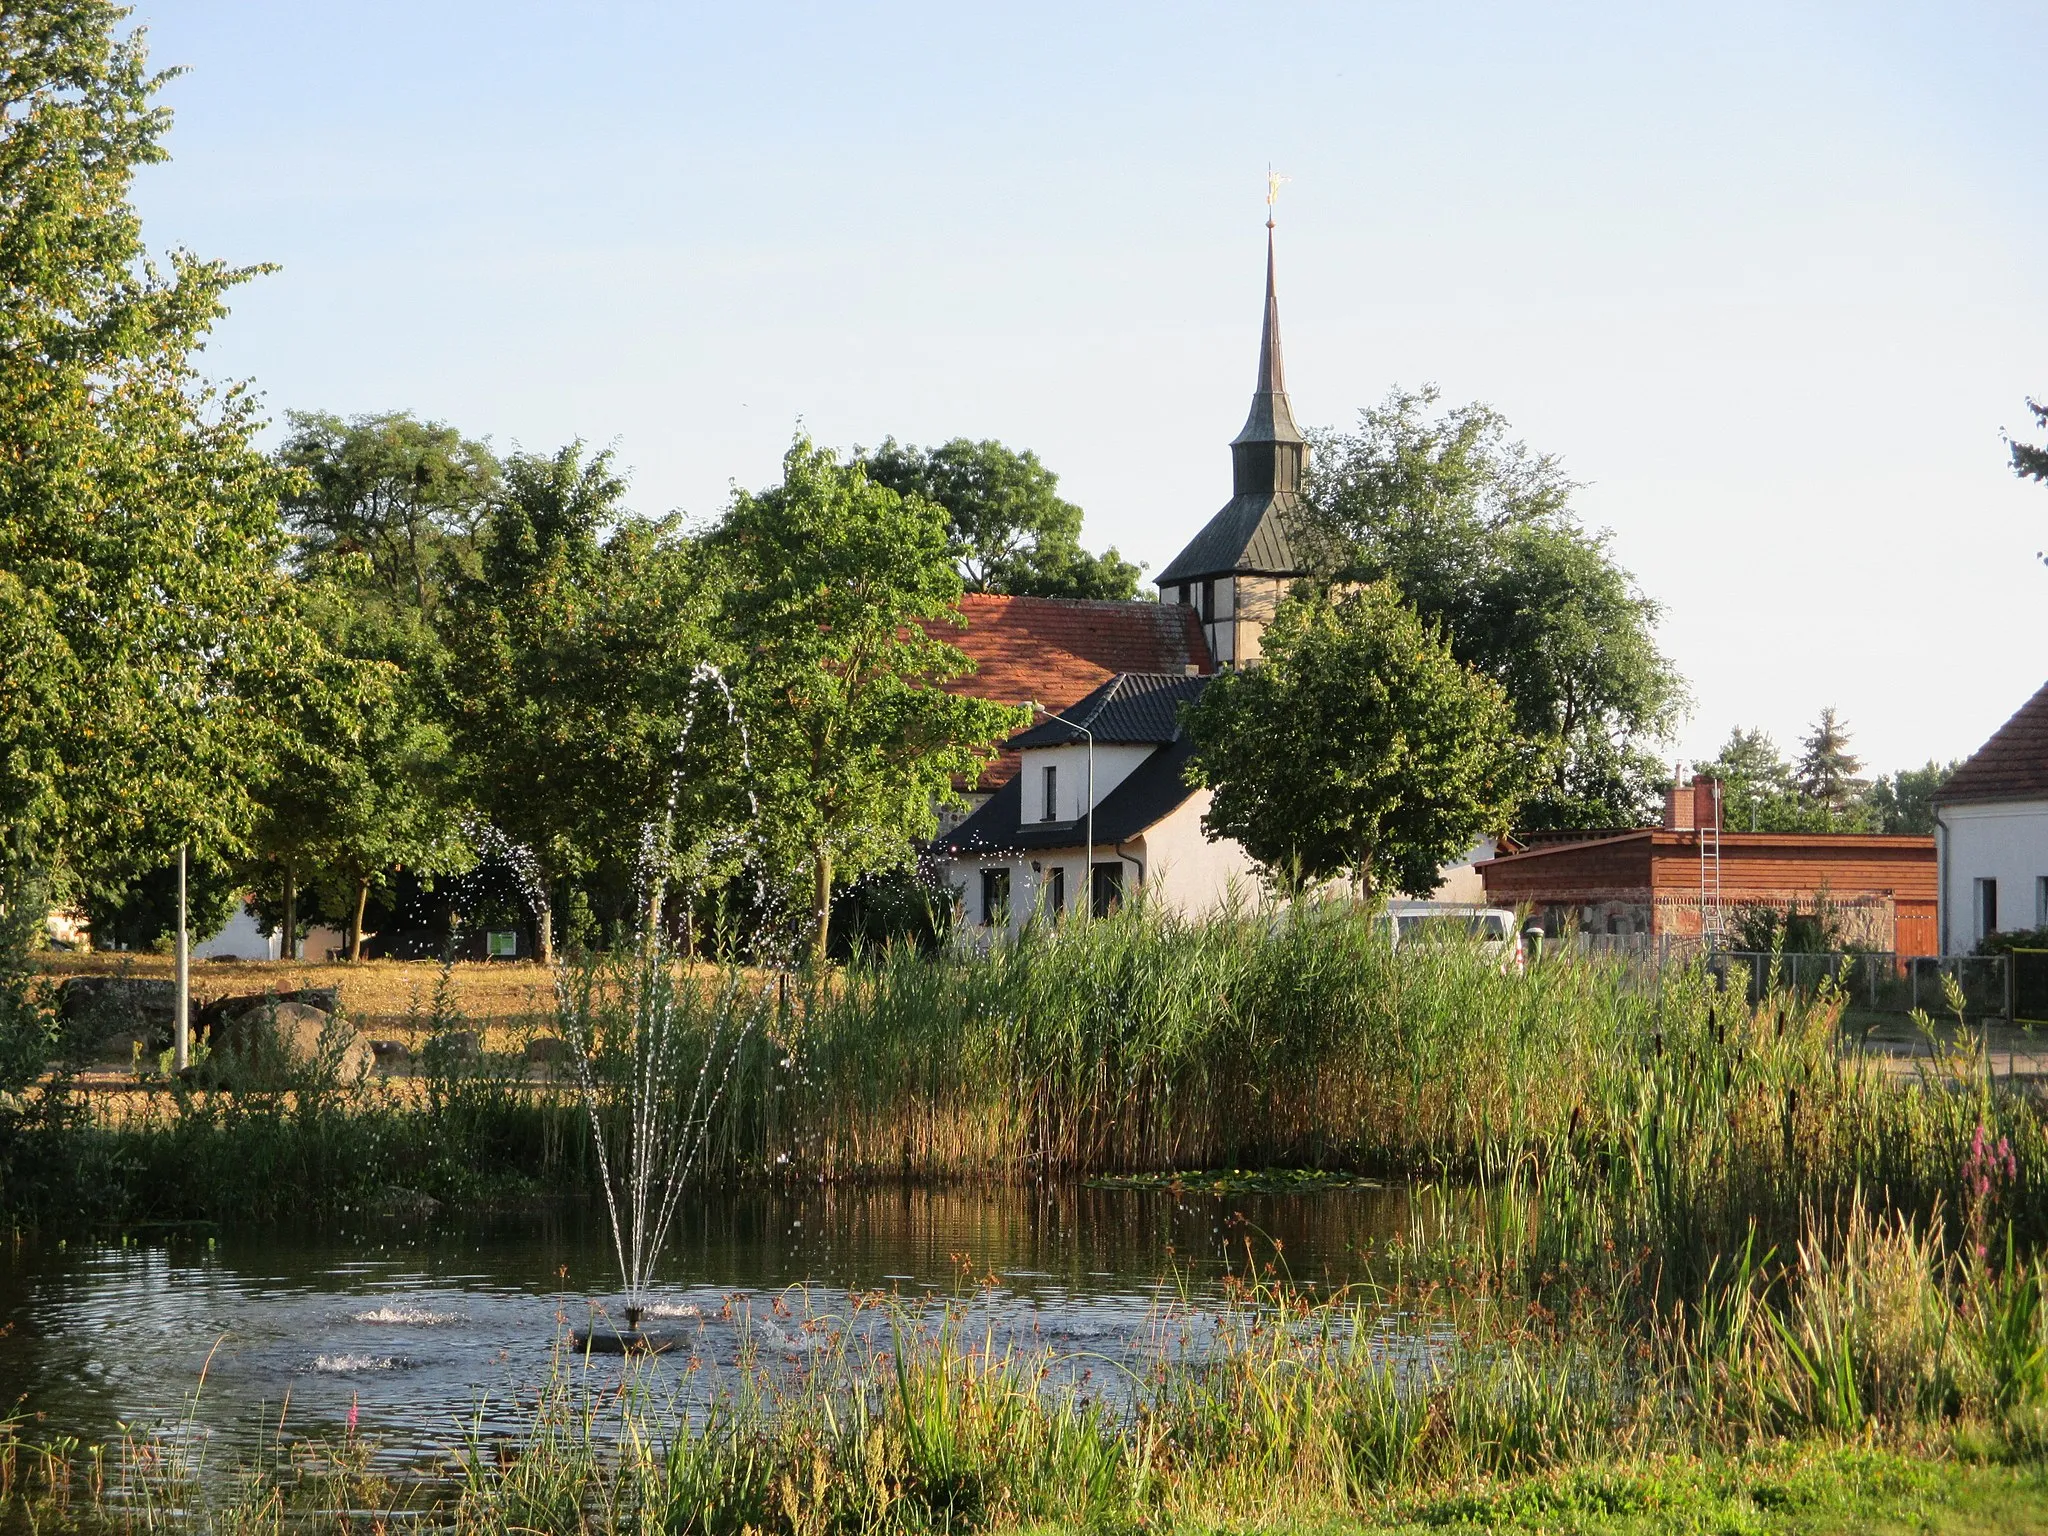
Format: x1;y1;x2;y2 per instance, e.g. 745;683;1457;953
2037;876;2048;929
1041;764;1058;822
1975;877;1998;942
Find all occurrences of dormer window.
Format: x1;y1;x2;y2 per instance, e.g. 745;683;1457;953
1041;764;1058;822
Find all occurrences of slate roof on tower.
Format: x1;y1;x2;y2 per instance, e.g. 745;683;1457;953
1935;678;2048;805
1157;227;1308;587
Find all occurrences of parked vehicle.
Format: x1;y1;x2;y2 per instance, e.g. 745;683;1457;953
1381;902;1525;970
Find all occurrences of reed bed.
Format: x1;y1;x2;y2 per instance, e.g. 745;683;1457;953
8;901;2044;1279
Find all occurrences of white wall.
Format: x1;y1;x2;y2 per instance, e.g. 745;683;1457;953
1938;799;2048;953
1017;743;1155;824
193;905;281;961
1126;789;1264;919
1431;838;1499;904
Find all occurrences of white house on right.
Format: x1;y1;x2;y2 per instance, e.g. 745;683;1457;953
1934;679;2048;953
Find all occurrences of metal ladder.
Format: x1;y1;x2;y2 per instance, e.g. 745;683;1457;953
1698;779;1724;948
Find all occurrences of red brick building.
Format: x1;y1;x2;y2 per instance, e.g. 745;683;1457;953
1478;778;1938;955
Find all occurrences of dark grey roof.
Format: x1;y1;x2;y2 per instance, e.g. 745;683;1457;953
1233;229;1303;448
938;736;1203;855
1156;227;1308;588
1009;672;1208;748
1156;492;1300;585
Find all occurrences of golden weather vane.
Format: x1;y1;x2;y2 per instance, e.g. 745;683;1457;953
1266;165;1290;228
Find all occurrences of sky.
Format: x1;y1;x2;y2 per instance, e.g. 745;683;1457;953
134;1;2048;776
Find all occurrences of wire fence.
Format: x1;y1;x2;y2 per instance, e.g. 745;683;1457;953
1557;933;2024;1021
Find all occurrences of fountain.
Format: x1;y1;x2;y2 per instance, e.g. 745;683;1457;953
469;666;789;1353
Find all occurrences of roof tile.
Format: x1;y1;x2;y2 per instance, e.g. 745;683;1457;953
1937;679;2048;805
924;594;1212;790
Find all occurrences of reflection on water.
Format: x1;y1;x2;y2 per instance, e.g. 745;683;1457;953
0;1182;1413;1459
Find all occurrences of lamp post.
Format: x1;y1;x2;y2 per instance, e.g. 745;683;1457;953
173;843;190;1072
1031;702;1093;918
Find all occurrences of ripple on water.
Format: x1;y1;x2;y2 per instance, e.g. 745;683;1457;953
312;1354;410;1373
352;1306;461;1325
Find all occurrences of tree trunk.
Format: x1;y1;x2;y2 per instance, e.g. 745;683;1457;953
280;859;297;964
646;884;664;950
349;876;370;962
810;849;833;965
537;884;555;969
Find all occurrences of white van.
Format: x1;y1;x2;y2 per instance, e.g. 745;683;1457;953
1381;903;1525;970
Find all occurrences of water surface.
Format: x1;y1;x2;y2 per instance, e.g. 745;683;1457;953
0;1181;1413;1460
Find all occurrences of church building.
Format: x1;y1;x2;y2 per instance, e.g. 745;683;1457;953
1154;227;1308;668
932;227;1312;934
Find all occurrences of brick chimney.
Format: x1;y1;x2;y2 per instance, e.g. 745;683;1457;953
1692;775;1723;832
1662;779;1695;831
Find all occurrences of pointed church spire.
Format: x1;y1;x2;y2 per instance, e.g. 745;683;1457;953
1253;224;1288;399
1230;216;1304;490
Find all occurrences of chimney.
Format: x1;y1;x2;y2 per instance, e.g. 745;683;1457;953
1693;775;1723;832
1662;779;1695;831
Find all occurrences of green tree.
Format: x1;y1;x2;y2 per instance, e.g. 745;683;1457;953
861;438;1140;599
1183;584;1533;898
441;444;727;963
1294;388;1683;829
278;409;499;631
2012;397;2048;485
718;436;1025;959
1868;760;1956;836
1697;727;1834;832
1795;707;1866;828
246;577;471;961
0;4;301;895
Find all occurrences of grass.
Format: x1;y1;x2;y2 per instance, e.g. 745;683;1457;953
5;1270;2048;1535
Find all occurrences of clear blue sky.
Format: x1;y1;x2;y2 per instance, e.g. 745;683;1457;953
139;1;2046;776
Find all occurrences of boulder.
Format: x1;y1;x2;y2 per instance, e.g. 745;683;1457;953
211;1001;373;1084
370;1039;413;1071
59;977;175;1040
197;987;343;1036
523;1035;569;1066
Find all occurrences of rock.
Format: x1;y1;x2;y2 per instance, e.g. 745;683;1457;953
211;1001;373;1084
523;1035;568;1065
370;1039;413;1070
198;987;343;1036
59;976;175;1033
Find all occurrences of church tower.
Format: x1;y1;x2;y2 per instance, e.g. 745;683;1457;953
1156;223;1308;666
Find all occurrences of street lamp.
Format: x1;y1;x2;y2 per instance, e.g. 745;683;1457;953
1031;702;1093;918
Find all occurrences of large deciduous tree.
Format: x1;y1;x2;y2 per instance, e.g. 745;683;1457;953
440;444;725;963
278;409;500;634
1184;585;1533;898
1293;388;1683;830
861;438;1140;600
0;3;301;897
718;436;1024;959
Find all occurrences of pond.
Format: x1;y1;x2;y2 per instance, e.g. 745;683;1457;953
0;1180;1416;1462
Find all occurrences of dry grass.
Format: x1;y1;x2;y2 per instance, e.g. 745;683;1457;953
34;952;561;1028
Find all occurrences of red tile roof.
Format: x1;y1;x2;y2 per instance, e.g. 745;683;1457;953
924;594;1212;789
1937;679;2048;805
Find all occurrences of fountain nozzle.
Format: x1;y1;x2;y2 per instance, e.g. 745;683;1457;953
623;1304;644;1333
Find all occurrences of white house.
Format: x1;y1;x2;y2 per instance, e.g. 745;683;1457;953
935;672;1262;934
1933;679;2048;953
